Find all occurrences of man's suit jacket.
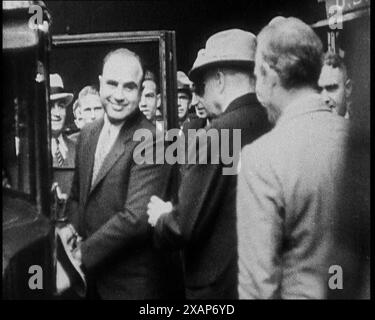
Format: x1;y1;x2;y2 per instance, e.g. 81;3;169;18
66;111;182;299
154;93;271;299
181;117;208;135
52;134;76;195
237;93;349;299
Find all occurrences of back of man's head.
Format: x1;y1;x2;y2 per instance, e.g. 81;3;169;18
257;17;323;90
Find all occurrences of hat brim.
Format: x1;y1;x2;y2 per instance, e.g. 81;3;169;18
189;60;254;82
177;87;193;98
50;93;74;107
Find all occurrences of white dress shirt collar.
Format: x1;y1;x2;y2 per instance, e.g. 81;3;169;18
51;134;68;159
102;114;125;137
99;114;126;150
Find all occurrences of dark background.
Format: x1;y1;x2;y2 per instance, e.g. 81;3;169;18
45;0;327;73
45;0;328;128
50;41;160;103
45;0;369;132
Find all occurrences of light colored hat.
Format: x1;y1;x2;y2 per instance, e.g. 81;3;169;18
189;29;257;81
177;71;193;92
49;73;73;107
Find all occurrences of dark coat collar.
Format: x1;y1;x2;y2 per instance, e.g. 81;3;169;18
224;92;259;115
82;111;147;200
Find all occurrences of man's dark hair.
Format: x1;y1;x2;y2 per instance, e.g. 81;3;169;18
257;17;323;90
143;70;160;93
323;51;349;78
78;85;99;100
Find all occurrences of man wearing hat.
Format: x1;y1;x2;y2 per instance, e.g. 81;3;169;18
50;73;76;195
176;71;193;129
147;29;271;299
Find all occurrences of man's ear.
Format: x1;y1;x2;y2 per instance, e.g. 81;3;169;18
263;62;279;88
345;78;352;99
216;70;225;93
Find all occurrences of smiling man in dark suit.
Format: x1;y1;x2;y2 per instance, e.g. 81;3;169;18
64;48;182;299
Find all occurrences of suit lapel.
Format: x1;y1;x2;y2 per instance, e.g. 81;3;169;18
88;120;137;195
62;135;76;168
82;120;104;203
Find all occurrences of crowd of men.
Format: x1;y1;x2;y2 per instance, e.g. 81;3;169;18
50;16;359;299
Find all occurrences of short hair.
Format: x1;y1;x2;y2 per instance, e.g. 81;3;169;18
72;99;80;114
323;51;349;78
102;48;144;81
143;70;159;93
194;65;254;98
78;85;99;100
73;85;100;113
257;16;323;90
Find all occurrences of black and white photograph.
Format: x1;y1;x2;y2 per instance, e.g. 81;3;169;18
2;0;370;305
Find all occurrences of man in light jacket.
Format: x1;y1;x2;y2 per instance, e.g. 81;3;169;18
237;17;349;299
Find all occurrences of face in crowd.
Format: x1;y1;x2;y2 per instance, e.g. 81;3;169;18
318;64;352;117
99;52;143;124
191;92;208;119
80;93;104;124
177;91;191;121
194;70;222;118
50;99;67;137
139;79;159;122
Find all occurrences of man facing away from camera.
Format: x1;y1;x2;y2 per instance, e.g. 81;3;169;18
236;17;349;299
147;29;271;299
64;48;183;299
77;85;105;127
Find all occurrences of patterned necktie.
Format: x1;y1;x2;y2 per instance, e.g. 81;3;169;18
91;126;112;187
55;138;64;167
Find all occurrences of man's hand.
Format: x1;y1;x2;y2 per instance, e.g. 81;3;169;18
56;261;71;293
147;195;173;227
72;242;82;265
57;224;83;265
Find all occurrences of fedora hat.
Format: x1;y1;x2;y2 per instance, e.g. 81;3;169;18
50;73;73;107
189;29;256;81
